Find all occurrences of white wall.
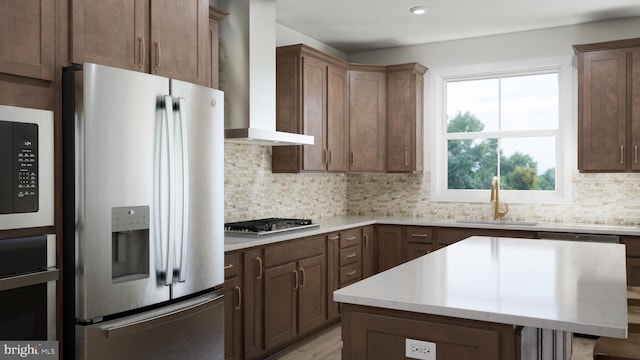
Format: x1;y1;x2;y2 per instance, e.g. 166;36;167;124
276;23;347;59
347;17;640;66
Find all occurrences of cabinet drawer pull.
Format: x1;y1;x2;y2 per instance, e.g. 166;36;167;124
322;149;327;165
346;270;356;276
300;268;306;287
234;286;241;310
346;236;357;241
635;145;638;164
346;253;357;258
405;150;409;167
138;36;145;69
224;264;234;270
256;257;263;280
363;234;369;249
328;150;332;165
293;270;299;290
328;235;339;240
411;233;429;238
350;151;354;165
621;145;625;164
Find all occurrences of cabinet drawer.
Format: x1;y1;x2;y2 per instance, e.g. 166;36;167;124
264;235;325;267
224;253;241;279
405;227;433;244
622;237;640;257
407;243;431;261
340;228;361;248
339;246;361;266
340;263;361;285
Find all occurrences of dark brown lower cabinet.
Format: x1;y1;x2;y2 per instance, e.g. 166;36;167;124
263;236;327;351
341;304;518;360
224;254;242;360
436;227;537;249
342;304;573;360
243;248;265;360
361;226;375;278
375;225;404;272
621;236;640;287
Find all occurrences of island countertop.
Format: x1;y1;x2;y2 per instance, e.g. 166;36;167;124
333;236;629;338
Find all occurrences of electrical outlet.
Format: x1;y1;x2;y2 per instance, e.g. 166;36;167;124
405;338;436;360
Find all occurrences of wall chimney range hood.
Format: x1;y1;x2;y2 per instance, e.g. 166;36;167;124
215;0;314;146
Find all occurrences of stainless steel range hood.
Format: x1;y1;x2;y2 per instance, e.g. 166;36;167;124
214;0;314;146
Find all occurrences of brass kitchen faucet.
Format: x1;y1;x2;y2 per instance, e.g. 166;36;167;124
490;176;508;220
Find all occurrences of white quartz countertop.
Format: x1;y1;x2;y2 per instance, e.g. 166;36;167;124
224;215;640;252
334;236;629;338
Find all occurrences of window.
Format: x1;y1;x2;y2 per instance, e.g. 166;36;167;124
431;59;573;204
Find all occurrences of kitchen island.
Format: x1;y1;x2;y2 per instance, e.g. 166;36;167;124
334;236;628;360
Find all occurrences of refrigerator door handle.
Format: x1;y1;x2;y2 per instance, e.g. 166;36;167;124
175;97;189;283
101;291;223;339
154;95;175;287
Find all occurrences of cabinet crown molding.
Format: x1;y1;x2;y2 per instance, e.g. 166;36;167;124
573;37;640;54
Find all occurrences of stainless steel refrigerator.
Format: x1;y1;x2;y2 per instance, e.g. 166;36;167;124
62;63;224;360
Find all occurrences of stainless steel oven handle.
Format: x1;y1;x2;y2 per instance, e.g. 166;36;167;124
102;291;223;339
0;268;59;291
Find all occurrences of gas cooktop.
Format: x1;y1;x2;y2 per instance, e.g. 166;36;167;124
224;218;319;237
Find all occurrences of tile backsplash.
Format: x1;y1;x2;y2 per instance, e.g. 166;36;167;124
224;144;347;222
225;144;640;226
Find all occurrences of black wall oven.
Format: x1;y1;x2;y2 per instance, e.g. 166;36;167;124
0;235;57;340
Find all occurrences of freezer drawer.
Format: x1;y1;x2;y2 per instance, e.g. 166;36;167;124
77;290;224;360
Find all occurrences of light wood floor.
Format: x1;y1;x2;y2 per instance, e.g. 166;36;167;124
267;322;599;360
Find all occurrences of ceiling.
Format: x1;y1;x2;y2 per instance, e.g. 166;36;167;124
275;0;640;53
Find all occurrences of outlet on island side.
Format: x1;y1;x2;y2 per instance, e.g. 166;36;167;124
405;338;436;360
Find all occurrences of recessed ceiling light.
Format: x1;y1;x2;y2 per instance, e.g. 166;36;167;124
409;6;429;15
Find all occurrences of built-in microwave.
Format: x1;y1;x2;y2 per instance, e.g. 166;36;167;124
0;105;54;230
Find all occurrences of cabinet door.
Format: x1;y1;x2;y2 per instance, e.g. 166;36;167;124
224;276;242;360
150;0;208;85
301;55;327;171
208;7;226;89
243;249;265;359
375;225;404;272
579;49;628;171
362;226;375;278
224;254;242;360
622;236;640;287
387;68;424;173
298;254;327;334
264;262;298;350
349;70;387;172
326;233;341;320
632;49;640;171
72;0;148;72
327;64;349;172
0;0;54;80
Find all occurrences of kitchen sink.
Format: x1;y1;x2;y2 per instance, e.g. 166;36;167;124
455;219;538;226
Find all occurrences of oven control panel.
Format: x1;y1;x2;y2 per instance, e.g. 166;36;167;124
0;120;39;214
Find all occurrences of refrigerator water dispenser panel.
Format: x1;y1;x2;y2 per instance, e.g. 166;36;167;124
111;206;150;283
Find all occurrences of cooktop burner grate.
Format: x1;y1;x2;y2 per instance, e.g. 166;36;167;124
224;218;317;237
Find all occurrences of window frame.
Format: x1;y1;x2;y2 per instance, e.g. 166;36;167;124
429;57;574;204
